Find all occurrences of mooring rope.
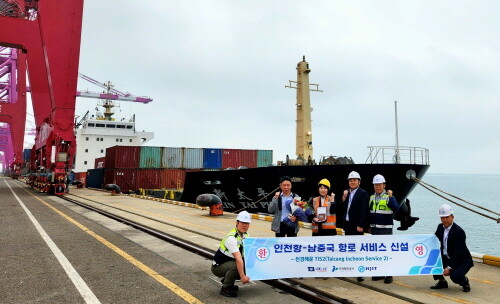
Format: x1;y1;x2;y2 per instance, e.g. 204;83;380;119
412;176;500;223
234;186;281;213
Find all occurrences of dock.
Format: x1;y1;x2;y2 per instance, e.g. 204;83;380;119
1;177;498;304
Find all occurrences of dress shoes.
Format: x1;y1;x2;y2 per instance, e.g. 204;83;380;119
430;280;448;289
357;277;364;282
384;276;393;284
462;276;471;292
371;276;384;281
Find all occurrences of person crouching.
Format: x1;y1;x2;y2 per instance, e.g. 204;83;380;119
211;211;252;297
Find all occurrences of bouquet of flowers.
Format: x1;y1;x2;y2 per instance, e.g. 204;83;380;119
283;197;313;228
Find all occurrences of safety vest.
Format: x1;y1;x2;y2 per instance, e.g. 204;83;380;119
213;228;248;265
312;196;336;233
369;192;394;228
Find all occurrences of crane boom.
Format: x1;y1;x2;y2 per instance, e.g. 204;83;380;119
76;91;152;103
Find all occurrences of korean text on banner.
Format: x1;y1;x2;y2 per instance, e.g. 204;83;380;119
244;234;442;280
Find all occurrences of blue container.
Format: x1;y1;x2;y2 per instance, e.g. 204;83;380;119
86;168;105;188
203;148;222;169
23;149;31;162
257;150;273;167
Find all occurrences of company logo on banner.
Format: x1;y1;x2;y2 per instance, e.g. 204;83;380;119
243;234;443;280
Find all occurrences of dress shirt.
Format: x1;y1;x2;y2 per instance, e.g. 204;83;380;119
346;188;358;221
443;223;454;258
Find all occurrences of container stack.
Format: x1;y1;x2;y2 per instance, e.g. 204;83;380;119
85;146;272;193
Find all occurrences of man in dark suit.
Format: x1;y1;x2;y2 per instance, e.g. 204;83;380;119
341;171;370;282
431;204;473;292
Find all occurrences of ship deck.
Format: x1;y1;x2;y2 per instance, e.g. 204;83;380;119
3;179;498;304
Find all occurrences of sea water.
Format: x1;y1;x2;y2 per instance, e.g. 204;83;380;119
393;173;500;256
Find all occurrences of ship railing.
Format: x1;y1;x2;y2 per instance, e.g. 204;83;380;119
365;146;429;165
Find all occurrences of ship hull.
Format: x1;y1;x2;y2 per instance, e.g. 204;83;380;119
181;163;429;213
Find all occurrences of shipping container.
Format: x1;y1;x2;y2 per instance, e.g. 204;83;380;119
23;149;31;163
257;150;273;167
74;172;87;187
203;148;222;169
160;169;187;189
86;168;104;188
161;147;183;168
105;146;140;169
239;149;257;168
222;149;241;169
183;148;203;169
135;169;163;189
104;168;187;192
94;157;106;169
140;146;162;168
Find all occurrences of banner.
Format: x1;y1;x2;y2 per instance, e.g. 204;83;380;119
244;234;443;280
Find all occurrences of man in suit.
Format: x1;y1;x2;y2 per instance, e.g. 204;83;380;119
431;204;473;292
341;171;370;282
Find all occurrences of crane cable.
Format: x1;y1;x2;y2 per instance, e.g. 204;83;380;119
411;176;500;223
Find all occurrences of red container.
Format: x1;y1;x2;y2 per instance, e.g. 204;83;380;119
104;169;137;192
239;149;257;168
222;149;241;169
105;146;140;169
135;169;163;189
94;157;106;169
74;172;87;187
160;169;187;189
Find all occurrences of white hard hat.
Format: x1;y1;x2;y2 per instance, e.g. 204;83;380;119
438;204;454;217
372;174;386;184
237;211;252;223
348;171;361;180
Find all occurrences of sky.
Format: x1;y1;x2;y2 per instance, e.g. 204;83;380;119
29;1;500;174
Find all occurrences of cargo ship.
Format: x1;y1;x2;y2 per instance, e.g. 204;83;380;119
179;57;430;219
83;58;429;227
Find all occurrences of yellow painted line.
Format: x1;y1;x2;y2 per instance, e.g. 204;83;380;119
393;281;475;304
470;277;500;287
21;187;203;304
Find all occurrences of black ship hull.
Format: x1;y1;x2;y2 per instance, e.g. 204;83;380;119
181;163;429;213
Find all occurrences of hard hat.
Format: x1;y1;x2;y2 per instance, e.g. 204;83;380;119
318;178;331;188
372;174;386;184
438;204;454;217
237;211;252;223
348;171;361;180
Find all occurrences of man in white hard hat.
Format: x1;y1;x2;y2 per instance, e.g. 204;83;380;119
341;171;370;282
211;211;252;297
369;174;400;284
431;204;473;292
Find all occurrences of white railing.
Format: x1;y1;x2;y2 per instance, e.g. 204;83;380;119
365;146;429;165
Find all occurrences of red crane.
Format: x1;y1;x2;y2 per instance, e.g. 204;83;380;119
0;0;84;194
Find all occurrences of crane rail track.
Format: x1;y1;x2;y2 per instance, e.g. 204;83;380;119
60;193;421;304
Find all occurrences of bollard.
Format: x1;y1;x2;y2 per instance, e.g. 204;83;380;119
209;202;224;216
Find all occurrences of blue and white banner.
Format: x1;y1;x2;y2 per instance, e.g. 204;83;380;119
244;234;443;280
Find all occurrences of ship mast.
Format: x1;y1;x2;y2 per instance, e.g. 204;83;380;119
286;56;322;164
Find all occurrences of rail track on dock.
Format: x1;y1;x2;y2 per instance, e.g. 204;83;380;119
61;193;423;304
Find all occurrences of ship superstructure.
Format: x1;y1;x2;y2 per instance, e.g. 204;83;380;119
73;80;153;172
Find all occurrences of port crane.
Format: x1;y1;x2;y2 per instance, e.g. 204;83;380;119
0;1;152;194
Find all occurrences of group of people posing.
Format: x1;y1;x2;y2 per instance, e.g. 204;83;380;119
211;171;473;297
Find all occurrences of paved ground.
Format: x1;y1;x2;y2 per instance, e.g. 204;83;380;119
2;179;499;303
